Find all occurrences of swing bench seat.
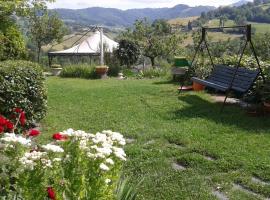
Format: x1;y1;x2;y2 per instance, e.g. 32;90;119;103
191;65;260;93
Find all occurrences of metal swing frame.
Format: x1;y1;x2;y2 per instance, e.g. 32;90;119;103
180;24;265;112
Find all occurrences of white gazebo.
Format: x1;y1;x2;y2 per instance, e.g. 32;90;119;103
48;28;118;66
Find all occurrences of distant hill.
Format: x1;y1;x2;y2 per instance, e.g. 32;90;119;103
52;4;215;27
231;0;251;7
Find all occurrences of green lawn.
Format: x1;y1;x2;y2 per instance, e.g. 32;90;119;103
43;77;270;200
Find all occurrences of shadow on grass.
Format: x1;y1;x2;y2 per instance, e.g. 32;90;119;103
170;94;270;132
153;80;180;86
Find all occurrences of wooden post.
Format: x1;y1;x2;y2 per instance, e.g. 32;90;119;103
100;27;104;66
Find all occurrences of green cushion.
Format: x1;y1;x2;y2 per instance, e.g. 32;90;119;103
174;57;190;67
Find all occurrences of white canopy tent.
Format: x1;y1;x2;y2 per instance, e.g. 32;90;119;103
48;28;118;66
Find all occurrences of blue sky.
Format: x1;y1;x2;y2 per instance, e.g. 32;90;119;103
48;0;252;10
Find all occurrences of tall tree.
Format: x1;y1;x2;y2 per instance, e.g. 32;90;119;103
122;19;184;67
28;3;66;62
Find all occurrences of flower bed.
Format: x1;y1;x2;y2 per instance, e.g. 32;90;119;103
0;110;127;200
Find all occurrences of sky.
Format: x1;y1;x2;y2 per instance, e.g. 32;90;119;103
48;0;253;10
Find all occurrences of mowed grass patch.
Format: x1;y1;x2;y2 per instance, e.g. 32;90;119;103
43;77;270;199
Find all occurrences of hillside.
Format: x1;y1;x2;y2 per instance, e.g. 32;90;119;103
53;4;215;27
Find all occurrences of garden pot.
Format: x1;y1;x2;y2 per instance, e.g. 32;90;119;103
263;101;270;113
95;66;109;78
51;68;62;76
193;81;205;91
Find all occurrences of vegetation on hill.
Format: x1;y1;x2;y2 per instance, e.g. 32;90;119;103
53;5;215;27
198;0;270;25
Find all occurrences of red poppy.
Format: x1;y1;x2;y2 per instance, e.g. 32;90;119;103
0;116;6;126
29;129;40;137
14;108;23;113
19;112;26;126
53;133;68;141
5;120;14;130
47;187;56;200
0;126;4;133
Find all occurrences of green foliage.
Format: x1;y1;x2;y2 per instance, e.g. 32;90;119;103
253;32;270;61
116;178;142;200
0;60;47;124
139;68;169;79
198;1;270;24
28;6;67;62
121;19;185;66
0;20;27;61
60;64;98;79
115;39;140;68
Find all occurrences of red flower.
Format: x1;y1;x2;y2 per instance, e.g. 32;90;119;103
19;112;26;126
14;108;23;113
47;187;56;200
5;120;14;130
0;116;6;126
0;126;4;133
29;129;40;137
53;133;68;141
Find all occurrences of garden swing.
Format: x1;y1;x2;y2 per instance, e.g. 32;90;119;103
181;24;265;111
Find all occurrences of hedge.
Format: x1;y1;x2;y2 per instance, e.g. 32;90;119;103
0;60;47;125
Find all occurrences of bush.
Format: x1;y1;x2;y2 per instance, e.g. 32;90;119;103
0;60;47;125
138;68;169;79
60;64;98;79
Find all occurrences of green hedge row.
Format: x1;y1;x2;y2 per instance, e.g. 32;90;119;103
0;60;47;125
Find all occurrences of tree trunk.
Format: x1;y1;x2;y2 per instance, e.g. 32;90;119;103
150;57;155;67
37;46;41;63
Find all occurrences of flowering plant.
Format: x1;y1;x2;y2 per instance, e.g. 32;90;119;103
0;111;127;200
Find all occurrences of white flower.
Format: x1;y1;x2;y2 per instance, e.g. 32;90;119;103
19;151;48;170
102;130;126;146
53;158;62;162
105;178;111;184
100;163;110;171
106;158;114;165
92;132;108;144
96;147;112;156
1;133;31;146
113;147;126;161
42;144;64;153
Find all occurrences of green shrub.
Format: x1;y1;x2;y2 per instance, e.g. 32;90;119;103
140;68;168;79
0;60;47;124
60;64;98;79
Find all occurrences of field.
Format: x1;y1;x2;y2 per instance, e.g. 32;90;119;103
43;77;270;200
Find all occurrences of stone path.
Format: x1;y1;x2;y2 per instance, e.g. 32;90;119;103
167;139;269;199
172;162;186;171
212;190;229;200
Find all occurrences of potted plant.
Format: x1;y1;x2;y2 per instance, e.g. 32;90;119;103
262;81;270;113
51;64;63;76
192;56;212;91
95;65;109;78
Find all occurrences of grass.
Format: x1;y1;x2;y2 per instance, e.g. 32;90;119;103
168;16;199;26
43;77;270;199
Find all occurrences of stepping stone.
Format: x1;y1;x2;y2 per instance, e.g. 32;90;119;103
233;183;262;199
126;138;136;144
168;140;186;149
212;190;229;200
212;95;239;104
251;177;270;186
144;140;155;145
204;155;216;161
172;162;186;171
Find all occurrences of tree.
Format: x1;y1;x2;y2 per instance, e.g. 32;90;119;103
122;19;184;67
234;15;247;26
188;21;193;31
28;4;66;62
115;39;140;68
0;0;55;61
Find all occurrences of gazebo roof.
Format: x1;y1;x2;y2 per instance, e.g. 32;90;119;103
48;31;118;56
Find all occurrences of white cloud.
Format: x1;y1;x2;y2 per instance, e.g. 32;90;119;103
48;0;252;10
